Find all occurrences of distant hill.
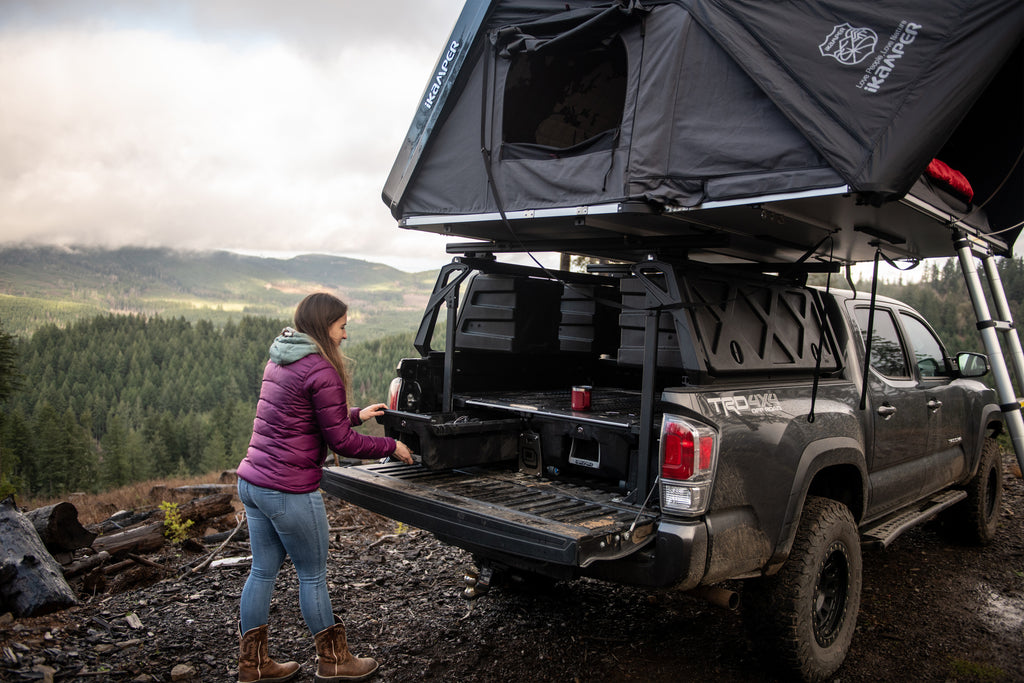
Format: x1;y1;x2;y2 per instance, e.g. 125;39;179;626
0;245;439;339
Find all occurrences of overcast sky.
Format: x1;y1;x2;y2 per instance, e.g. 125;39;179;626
0;0;481;272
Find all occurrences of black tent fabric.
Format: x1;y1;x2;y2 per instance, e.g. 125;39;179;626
383;0;1024;263
682;0;1021;203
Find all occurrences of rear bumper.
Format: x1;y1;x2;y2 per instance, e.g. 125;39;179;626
582;519;708;590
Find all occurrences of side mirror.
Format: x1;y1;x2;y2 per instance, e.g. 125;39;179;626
956;352;989;378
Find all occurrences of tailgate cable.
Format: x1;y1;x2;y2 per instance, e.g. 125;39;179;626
629;476;660;534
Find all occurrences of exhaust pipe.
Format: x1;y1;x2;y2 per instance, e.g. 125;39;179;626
687;585;740;610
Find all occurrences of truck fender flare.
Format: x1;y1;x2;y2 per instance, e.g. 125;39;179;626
767;437;867;573
964;402;1003;481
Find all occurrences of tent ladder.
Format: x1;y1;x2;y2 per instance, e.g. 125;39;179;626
953;232;1024;473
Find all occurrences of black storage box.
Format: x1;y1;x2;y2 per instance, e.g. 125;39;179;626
455;274;563;353
383;410;521;470
559;284;620;354
682;275;838;374
616;277;686;368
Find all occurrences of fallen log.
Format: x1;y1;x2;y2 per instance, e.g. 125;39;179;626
177;493;235;520
209;556;252;568
63;551;111;578
100;558;136;576
92;509;158;535
152;484;236;499
91;522;164;558
26;502;97;553
0;496;78;617
176;484;236;497
125;553;168;571
91;493;234;558
202;526;249;544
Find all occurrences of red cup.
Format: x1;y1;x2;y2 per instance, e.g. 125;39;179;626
571;385;592;411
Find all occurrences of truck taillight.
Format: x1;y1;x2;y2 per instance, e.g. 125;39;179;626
660;415;718;516
387;377;403;411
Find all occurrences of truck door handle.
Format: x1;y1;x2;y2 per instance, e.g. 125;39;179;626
877;404;897;419
927;399;943;412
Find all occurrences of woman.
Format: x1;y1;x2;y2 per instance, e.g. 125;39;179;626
235;292;413;683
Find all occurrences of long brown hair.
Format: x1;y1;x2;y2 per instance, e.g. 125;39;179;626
293;292;352;387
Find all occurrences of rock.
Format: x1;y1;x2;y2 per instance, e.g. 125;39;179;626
31;664;55;683
170;663;197;680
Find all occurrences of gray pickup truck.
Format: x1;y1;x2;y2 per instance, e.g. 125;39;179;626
323;1;1020;678
321;257;1003;681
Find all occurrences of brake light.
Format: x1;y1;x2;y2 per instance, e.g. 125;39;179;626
660;415;718;515
387;377;403;411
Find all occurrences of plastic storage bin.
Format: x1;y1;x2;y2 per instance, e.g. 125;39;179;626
383;410;521;470
455;274;563;353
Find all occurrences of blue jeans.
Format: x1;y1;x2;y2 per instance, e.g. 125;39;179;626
238;478;334;635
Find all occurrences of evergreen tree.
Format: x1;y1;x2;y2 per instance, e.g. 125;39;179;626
200;430;229;475
125;427;152;483
0;319;21;405
100;409;131;489
0;407;31;498
32;402;65;497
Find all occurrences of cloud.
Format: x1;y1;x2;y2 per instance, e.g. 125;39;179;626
0;1;465;272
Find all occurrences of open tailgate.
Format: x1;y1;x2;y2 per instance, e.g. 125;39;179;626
320;463;657;568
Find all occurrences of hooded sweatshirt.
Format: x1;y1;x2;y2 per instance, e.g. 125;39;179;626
237;328;396;493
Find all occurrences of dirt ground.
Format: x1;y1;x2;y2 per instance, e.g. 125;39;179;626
2;452;1022;683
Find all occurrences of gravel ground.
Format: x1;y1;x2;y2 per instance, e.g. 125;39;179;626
1;452;1022;683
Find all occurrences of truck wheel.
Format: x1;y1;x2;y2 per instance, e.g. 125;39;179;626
941;437;1003;545
743;496;861;682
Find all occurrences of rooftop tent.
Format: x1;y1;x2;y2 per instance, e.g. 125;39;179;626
383;0;1024;265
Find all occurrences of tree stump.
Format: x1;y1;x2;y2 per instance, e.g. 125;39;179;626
26;502;97;553
0;496;78;617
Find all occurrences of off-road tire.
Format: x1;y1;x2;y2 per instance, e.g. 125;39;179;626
743;496;862;683
940;437;1003;545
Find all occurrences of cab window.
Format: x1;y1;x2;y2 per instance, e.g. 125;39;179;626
854;307;909;378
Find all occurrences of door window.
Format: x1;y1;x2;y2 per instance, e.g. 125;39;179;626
899;313;950;378
854;307;909;378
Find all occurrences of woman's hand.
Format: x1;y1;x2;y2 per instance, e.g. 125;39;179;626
393;440;414;465
359;403;388;423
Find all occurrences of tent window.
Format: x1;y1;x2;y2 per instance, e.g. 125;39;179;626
502;38;627;152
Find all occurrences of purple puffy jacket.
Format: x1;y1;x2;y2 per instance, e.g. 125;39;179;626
238;352;396;493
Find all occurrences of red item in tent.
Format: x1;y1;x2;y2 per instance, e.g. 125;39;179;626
926;159;974;203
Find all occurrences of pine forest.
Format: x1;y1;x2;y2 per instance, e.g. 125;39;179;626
0;314;418;499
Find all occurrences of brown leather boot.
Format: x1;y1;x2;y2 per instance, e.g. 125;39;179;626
238;624;300;683
313;617;379;682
